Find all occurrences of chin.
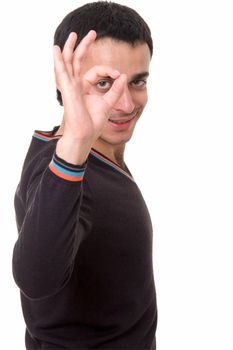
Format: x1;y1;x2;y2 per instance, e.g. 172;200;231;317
97;110;142;148
103;121;139;145
102;131;135;146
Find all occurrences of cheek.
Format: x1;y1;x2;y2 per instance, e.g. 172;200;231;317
133;90;148;108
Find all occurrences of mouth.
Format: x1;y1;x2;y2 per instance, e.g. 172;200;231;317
108;111;138;126
109;116;135;125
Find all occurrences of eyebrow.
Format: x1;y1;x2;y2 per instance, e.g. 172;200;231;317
131;71;149;81
99;71;149;82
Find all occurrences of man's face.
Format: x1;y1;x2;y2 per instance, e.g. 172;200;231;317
80;38;151;148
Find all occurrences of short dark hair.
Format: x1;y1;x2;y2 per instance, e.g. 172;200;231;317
54;1;153;106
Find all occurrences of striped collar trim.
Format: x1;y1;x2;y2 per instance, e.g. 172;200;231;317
90;149;134;182
33;131;61;142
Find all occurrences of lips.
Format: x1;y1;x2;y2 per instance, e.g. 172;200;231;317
108;112;138;125
109;117;134;124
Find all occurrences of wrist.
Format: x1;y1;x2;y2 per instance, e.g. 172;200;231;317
56;136;92;165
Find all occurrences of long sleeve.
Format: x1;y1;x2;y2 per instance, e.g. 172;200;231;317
13;150;87;300
12;131;157;349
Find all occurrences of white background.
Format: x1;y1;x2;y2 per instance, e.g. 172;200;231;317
0;0;233;349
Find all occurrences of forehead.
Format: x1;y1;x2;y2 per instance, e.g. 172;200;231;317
80;38;151;76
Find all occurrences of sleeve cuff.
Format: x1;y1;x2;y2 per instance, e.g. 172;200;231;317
48;153;86;182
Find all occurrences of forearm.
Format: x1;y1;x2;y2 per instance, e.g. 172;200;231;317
13;153;86;299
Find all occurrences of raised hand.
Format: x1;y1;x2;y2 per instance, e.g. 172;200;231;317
54;31;126;165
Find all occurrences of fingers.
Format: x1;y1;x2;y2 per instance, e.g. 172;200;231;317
84;65;120;84
54;30;96;82
74;30;96;60
53;45;72;93
62;32;78;76
53;29;126;114
83;65;127;109
73;30;97;75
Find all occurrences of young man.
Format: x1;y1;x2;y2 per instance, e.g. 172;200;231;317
13;2;157;349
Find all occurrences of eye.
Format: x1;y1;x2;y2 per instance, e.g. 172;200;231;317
96;78;113;92
131;79;147;89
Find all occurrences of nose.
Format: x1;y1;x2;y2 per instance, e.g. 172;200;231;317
114;83;135;114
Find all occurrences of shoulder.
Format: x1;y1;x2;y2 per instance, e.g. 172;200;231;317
28;127;61;163
19;127;60;185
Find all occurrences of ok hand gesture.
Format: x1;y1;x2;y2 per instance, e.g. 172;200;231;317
54;30;126;165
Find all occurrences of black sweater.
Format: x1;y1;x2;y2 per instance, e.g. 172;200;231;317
13;128;157;349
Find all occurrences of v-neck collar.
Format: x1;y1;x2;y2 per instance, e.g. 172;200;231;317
90;148;134;182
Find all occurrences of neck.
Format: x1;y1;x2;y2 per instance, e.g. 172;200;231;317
93;139;126;168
